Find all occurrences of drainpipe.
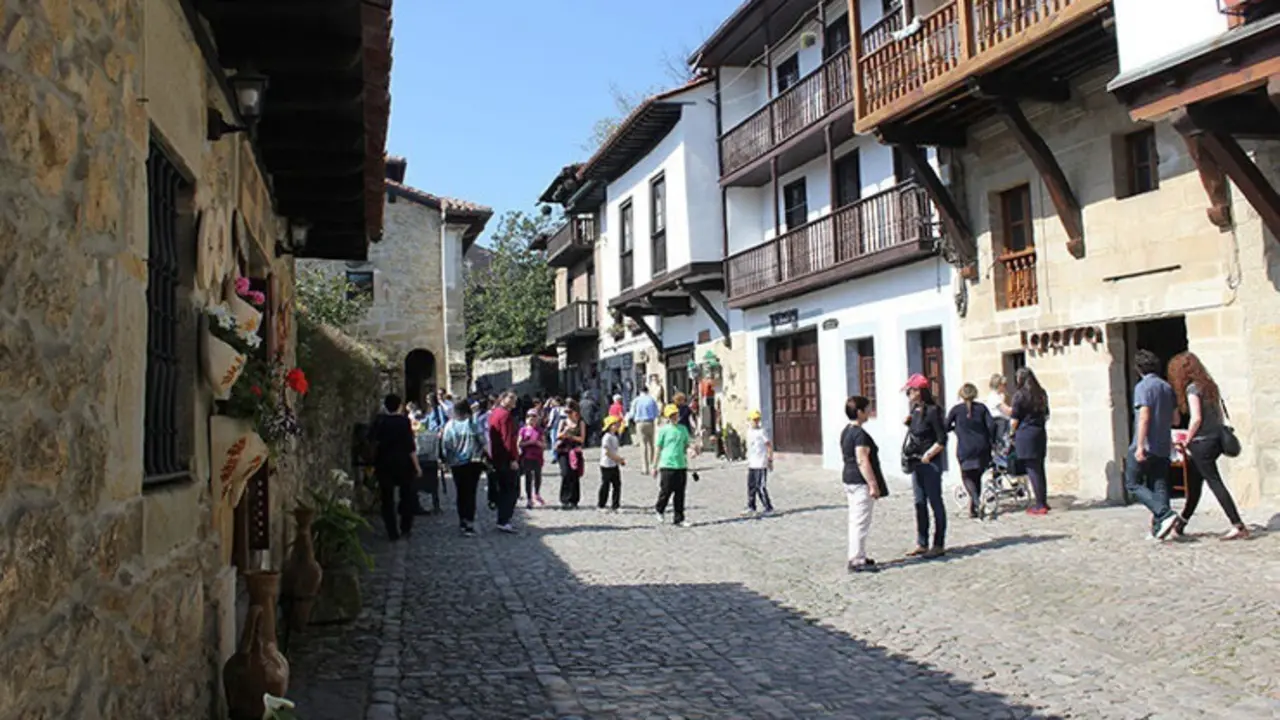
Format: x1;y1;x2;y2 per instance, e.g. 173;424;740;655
440;205;451;395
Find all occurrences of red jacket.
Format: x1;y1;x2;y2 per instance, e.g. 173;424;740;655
488;406;519;465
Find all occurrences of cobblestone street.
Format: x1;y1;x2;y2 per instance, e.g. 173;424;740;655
291;448;1280;719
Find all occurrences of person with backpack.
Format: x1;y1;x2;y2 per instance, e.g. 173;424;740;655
442;401;488;536
370;394;422;541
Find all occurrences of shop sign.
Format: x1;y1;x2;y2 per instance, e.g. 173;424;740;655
769;309;799;329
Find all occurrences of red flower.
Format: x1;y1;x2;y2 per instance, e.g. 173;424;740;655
286;368;309;395
250;385;263;397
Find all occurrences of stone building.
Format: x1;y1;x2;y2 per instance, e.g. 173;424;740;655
303;157;492;402
0;1;390;717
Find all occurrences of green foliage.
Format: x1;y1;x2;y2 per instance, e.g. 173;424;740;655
465;210;559;360
295;268;372;328
308;487;374;570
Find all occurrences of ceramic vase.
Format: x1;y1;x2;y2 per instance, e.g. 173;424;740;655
283;506;323;630
210;415;268;510
227;290;264;335
244;571;290;706
203;331;247;401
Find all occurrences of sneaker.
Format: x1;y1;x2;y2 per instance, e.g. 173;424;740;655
905;546;928;557
597;506;609;513
1156;513;1181;540
1221;526;1250;541
675;521;691;528
924;547;947;559
1026;506;1048;516
761;507;775;516
654;512;665;524
497;523;517;534
741;507;757;516
526;502;534;510
848;559;879;574
535;494;545;506
461;525;476;537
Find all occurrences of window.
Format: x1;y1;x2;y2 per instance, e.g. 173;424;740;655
776;54;800;93
920;328;945;402
846;338;877;415
882;0;902;14
619;200;634;290
892;146;915;183
144;140;194;485
834;150;861;208
824;16;851;58
1122;127;1159;198
783;179;808;231
999;184;1033;253
1002;351;1026;388
650;174;667;274
346;270;374;300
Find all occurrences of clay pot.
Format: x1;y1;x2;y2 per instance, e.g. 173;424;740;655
203;331;247;400
244;571;290;707
223;605;261;720
283;507;324;630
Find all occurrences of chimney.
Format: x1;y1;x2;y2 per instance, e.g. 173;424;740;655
386;156;407;183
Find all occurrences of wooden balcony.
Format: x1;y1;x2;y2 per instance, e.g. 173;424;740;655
726;182;937;308
719;50;854;182
854;0;1111;133
861;9;904;55
546;300;598;345
997;248;1038;309
546;216;596;267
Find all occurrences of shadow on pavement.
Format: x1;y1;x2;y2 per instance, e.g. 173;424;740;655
865;533;1070;572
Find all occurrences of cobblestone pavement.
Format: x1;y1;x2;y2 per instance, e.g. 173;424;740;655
290;447;1280;719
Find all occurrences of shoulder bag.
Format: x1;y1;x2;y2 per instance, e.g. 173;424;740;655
1219;399;1242;458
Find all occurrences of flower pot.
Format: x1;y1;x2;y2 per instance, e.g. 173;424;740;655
203;331;247;401
210;415;268;510
243;571;290;705
282;507;323;631
228;291;263;335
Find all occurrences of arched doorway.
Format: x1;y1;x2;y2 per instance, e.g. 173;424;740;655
404;349;437;407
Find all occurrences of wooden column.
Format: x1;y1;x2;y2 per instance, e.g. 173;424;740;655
898;143;977;274
957;0;975;60
849;0;864;119
772;156;783;283
825;123;837;210
994;97;1085;258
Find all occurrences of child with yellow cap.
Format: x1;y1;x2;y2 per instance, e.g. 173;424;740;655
654;403;693;526
744;409;775;515
598;415;626;512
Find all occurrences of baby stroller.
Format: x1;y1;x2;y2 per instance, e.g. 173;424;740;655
952;434;1031;519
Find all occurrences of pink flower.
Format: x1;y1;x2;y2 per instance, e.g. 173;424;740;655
248;291;266;306
235;277;251;296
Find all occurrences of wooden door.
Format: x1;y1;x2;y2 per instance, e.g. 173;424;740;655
921;328;945;402
767;330;822;454
665;348;693;401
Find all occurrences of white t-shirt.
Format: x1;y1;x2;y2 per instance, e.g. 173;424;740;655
746;427;770;470
987;391;1007;418
600;433;620;468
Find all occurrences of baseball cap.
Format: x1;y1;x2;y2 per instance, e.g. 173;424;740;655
603;415;620;430
902;373;931;391
747;409;762;421
662;403;678;418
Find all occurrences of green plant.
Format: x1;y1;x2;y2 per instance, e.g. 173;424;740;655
263;694;299;719
295;268;372;328
308;488;373;570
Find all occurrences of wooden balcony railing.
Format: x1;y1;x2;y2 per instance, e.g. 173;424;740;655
862;9;904;55
720;51;854;177
726;182;933;301
546;300;598;344
857;0;1101;126
546;216;596;266
998;248;1038;309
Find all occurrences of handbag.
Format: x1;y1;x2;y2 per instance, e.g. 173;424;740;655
900;432;921;474
1219;399;1242;458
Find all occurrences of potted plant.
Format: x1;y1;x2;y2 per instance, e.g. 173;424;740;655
608;322;626;340
307;481;373;625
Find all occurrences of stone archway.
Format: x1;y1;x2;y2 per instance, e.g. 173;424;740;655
404;349;437;407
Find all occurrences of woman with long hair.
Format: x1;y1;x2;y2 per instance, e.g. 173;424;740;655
1009;367;1050;514
1167;352;1249;540
557;404;586;509
946;383;996;519
902;374;948;558
441;400;487;536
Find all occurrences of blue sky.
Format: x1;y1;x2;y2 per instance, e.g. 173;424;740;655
385;0;742;245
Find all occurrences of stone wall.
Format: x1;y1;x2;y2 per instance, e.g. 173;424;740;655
956;62;1279;504
472;354;559;397
0;1;298;717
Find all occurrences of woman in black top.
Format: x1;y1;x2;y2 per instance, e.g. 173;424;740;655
557;404;586;509
841;396;885;574
1009;367;1050;514
946;383;996;519
373;394;423;541
902;374;947;558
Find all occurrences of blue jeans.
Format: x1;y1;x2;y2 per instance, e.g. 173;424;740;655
912;462;947;549
1124;448;1173;532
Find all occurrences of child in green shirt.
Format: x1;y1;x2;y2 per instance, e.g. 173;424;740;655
654;404;692;526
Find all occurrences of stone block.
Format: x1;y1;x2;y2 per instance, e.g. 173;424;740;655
141;479;204;560
12;504;75;619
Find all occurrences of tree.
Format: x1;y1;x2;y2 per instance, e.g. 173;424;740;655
295;268;372;328
582;45;697;151
464;210;560;360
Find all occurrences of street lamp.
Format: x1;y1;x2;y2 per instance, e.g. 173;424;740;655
207;69;269;141
275;220;311;257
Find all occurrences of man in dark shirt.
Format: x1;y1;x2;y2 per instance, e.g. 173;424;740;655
579;393;599;448
372;394;422;541
487;391;521;533
1125;350;1180;540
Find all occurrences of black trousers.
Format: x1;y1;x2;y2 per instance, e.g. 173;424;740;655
747;468;773;511
559;453;581;507
655;469;688;524
1024;456;1049;510
598;466;621;510
377;466;414;540
522;459;542;501
451;462;482;526
487;468;499;507
1183;436;1244;527
495;465;520;526
961;467;984;516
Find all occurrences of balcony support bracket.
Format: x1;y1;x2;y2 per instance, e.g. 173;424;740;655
876;122;966;149
621;309;663;354
684;287;732;348
896;144;977;276
994;97;1085;259
1179;131;1234;229
1174;106;1280;241
968;74;1070;105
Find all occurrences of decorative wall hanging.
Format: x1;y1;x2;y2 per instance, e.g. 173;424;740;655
199;205;231;289
204;330;248;401
1021;326;1102;353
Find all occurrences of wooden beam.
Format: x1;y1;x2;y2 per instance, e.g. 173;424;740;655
646;295;693;314
1197;129;1280;241
993;97;1085;258
686;288;732;348
625;312;663;354
849;0;864;119
1178;129;1233;229
968;74;1070;104
1181;91;1280;139
876;122;967;148
1125;54;1280;122
896;143;977;274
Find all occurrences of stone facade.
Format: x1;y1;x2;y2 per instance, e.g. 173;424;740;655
0;0;311;717
302;180;489;400
957;63;1280;506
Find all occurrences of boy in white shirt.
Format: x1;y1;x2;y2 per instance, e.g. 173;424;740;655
744;410;774;515
597;415;626;512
